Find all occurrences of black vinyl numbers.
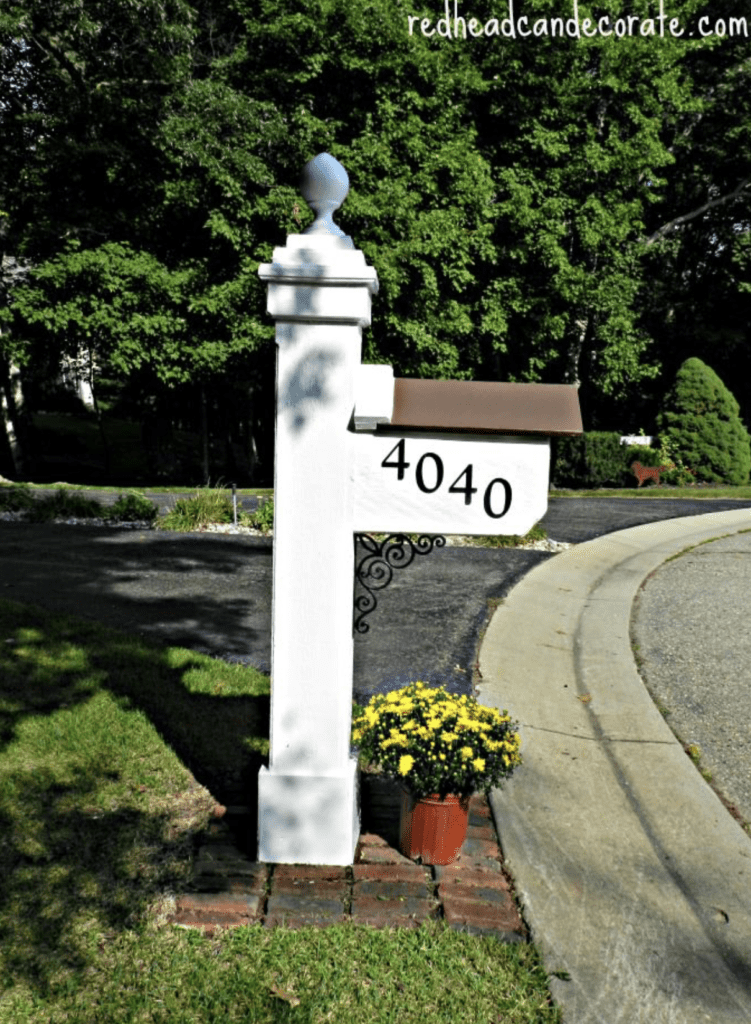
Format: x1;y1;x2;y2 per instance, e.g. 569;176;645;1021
381;439;512;519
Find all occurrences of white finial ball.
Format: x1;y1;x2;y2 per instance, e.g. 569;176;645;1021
300;153;349;237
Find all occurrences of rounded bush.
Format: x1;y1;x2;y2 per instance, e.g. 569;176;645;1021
656;358;751;485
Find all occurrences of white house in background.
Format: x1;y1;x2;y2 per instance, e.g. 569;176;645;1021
2;255;96;413
620;435;654;446
58;347;96;411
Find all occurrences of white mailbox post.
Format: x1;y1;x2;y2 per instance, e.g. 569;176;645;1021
258;153;582;865
257;154;377;865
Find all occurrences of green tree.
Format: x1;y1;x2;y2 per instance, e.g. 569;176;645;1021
0;0;285;480
0;0;198;474
463;0;751;429
0;0;196;258
182;0;499;380
4;0;751;487
638;2;751;436
656;356;751;485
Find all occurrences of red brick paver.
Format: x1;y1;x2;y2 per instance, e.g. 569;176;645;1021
164;785;526;942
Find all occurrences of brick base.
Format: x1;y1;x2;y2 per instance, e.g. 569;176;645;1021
165;787;526;942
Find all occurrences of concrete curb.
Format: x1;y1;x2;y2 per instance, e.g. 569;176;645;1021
478;510;751;1024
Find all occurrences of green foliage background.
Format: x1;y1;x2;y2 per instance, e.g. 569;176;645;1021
1;0;751;482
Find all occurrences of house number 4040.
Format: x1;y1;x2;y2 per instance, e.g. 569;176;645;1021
381;439;513;519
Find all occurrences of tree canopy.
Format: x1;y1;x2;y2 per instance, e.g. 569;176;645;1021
2;0;750;478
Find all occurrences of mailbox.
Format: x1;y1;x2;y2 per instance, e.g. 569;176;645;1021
256;153;582;865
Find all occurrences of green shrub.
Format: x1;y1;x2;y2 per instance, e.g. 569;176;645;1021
584;431;624;487
551;435;586;488
248;496;274;534
158;487;233;532
105;491;159;523
656;357;751;485
652;435;697;486
552;432;623;488
0;484;36;512
27;489;104;522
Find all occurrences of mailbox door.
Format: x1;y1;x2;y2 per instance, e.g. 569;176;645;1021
353;431;550;536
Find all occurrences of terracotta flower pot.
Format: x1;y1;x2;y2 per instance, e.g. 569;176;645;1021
399;790;471;865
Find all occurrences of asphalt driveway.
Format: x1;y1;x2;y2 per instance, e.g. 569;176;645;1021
1;495;749;699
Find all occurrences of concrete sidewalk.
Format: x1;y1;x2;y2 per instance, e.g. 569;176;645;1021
478;509;751;1024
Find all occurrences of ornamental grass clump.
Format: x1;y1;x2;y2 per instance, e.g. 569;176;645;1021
352;682;522;800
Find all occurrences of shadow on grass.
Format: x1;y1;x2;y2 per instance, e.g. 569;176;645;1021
0;764;194;996
0;599;270;801
0;598;269;996
0;523;273;668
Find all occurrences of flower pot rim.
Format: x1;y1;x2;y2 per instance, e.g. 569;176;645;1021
399;786;473;803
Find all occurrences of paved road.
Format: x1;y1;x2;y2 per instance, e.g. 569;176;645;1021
632;529;751;827
479;510;751;1024
0;496;748;701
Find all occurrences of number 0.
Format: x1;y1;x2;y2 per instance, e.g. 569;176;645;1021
415;452;444;493
484;478;512;518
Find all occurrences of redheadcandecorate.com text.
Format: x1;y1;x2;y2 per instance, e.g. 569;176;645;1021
408;0;748;38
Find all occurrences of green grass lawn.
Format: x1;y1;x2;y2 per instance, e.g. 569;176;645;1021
0;598;561;1024
553;484;751;499
3;477;748;1020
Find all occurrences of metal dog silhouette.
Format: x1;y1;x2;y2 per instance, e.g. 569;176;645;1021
631;461;671;487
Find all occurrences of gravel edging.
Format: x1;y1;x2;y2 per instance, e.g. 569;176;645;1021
0;507;572;551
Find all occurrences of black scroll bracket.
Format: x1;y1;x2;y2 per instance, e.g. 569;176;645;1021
353;533;447;634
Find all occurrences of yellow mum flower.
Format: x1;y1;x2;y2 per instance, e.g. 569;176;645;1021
460;746;474;760
441;731;459;745
472;757;486;772
398;755;415;775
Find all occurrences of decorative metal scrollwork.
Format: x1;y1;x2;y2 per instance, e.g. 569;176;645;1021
353;533;446;634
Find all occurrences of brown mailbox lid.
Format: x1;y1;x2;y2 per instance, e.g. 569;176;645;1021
377;379;583;437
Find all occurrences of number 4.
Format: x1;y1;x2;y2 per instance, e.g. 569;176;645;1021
381;438;410;480
448;464;478;506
